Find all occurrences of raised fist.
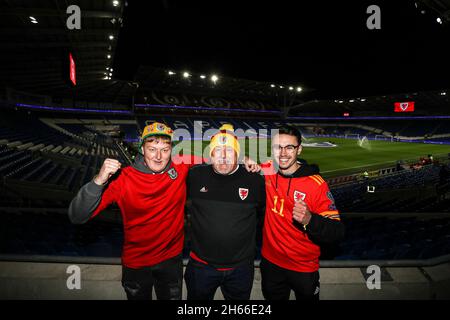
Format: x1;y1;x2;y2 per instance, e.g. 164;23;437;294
93;158;122;185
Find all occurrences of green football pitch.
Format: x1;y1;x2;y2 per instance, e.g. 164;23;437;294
174;138;450;178
298;138;449;178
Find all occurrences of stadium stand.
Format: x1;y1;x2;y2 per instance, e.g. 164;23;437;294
1;107;449;300
1;0;450;300
0;109;132;199
1;208;449;261
1;108;450;260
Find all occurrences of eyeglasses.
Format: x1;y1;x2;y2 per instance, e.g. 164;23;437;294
272;144;300;153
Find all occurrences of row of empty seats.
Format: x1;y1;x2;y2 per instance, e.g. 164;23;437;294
331;164;449;213
332;216;450;260
0;147;119;192
0;110;131;196
1;209;449;261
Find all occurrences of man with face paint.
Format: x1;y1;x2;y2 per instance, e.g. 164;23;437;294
68;122;202;300
184;124;266;300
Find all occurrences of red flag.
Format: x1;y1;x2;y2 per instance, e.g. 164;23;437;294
394;102;414;112
69;53;76;86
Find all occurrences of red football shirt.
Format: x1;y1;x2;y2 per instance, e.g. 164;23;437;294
90;155;202;268
261;161;340;272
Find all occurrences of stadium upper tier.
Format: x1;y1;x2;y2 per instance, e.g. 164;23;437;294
2;102;450;140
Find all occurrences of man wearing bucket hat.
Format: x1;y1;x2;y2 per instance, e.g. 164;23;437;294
68;122;202;300
184;124;266;300
69;122;260;300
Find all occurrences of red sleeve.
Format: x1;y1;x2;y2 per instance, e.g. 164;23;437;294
311;181;341;221
260;160;276;176
90;176;122;220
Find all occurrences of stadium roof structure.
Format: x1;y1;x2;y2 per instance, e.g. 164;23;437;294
1;0;450;112
288;89;450;116
0;0;135;105
0;0;306;110
114;0;450;100
132;65;305;109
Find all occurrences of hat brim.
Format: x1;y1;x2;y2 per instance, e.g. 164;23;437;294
139;133;172;148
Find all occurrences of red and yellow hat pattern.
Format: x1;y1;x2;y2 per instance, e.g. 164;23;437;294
140;122;173;146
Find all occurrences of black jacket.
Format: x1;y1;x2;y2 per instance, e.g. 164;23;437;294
187;164;266;269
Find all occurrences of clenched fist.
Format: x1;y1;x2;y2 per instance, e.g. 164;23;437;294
292;199;312;227
93;158;122;185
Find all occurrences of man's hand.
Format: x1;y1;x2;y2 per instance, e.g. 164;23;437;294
292;199;312;226
244;156;261;173
94;158;122;185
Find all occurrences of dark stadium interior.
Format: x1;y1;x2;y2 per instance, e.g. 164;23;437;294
0;0;450;300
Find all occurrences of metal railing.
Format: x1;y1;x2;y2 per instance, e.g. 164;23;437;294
1;253;449;268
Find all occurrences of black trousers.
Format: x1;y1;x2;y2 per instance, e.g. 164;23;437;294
184;258;254;300
260;257;320;300
121;254;183;300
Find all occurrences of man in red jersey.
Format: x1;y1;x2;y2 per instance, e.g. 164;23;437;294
260;125;345;300
69;122;259;300
68;122;202;300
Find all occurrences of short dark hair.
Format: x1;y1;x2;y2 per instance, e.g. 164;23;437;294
276;125;302;145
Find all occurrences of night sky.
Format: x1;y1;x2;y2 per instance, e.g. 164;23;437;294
113;0;450;99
